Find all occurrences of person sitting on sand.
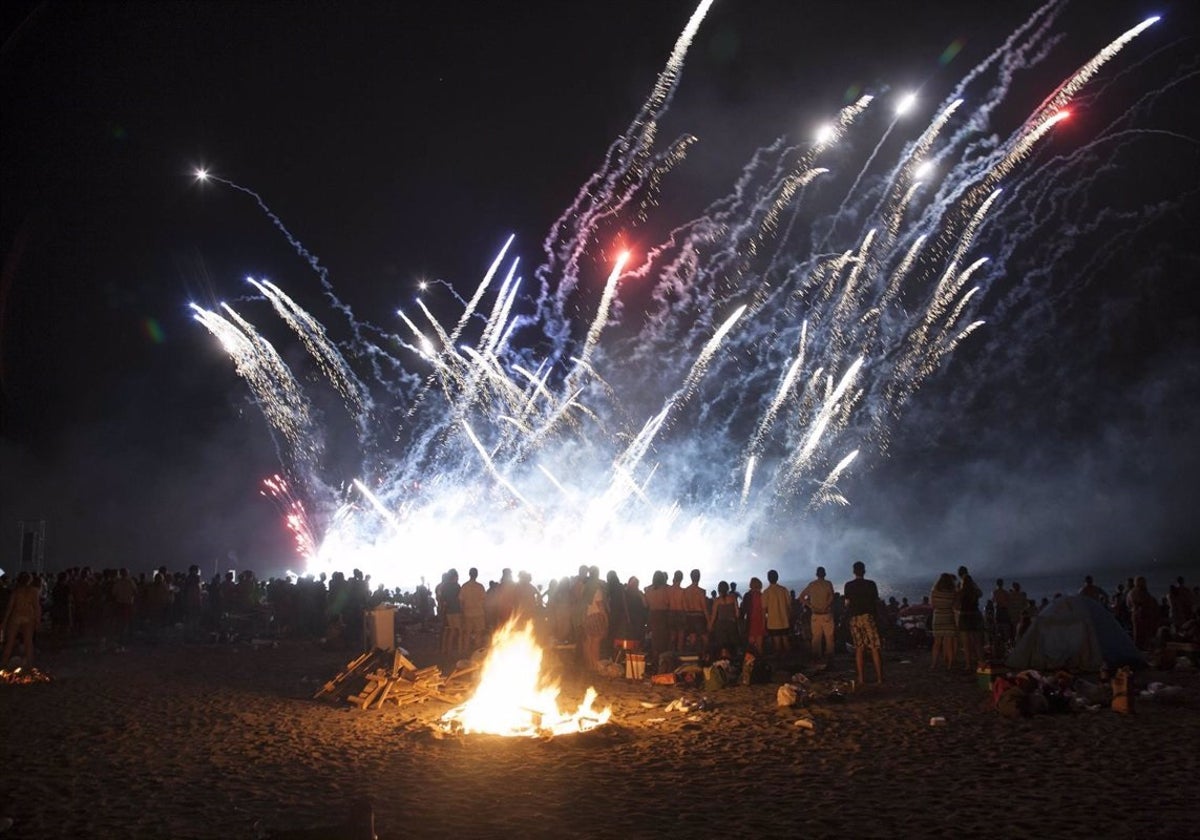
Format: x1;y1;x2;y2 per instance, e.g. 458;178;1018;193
929;573;957;670
844;561;883;686
2;571;41;669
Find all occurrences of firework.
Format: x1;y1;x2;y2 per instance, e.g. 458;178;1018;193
193;3;1167;588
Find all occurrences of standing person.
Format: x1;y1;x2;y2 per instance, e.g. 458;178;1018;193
110;568;138;649
929;573;958;669
799;567;836;664
644;571;671;660
624;577;648;650
683;569;709;652
955;566;984;669
992;578;1013;648
667;570;687;652
1;572;41;668
582;576;609;673
740;577;766;655
438;569;462;656
762;570;792;655
1111;582;1131;631
707;581;740;657
844;561;883;686
459;567;487;652
1128;576;1157;650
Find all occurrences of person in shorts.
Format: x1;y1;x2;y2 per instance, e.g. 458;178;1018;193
844;561;883;686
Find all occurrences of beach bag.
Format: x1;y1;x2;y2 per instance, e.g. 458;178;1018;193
750;657;773;685
704;664;729;692
996;686;1029;718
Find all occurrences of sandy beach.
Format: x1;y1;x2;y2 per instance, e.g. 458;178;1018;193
2;632;1197;839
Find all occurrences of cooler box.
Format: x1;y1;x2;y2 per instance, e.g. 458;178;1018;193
364;606;396;651
625;652;646;680
975;664;1003;691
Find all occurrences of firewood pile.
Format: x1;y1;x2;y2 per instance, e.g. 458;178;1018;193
313;649;479;710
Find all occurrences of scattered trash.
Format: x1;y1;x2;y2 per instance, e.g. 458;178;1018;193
1140;682;1185;704
899;660;912;665
639;701;658;709
645;717;666;723
929;716;947;726
793;718;815;730
776;683;799;707
598;659;624;680
664;696;714;714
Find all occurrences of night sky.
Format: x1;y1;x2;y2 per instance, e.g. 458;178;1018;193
2;1;1198;586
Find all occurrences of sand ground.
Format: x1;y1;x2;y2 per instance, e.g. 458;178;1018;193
1;632;1197;839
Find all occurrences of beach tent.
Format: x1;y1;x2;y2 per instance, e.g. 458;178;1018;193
1006;595;1144;671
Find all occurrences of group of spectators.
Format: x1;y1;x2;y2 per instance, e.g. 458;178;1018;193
428;561;895;684
0;564;401;668
3;560;1194;677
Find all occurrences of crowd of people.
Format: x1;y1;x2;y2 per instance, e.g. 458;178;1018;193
2;560;1196;681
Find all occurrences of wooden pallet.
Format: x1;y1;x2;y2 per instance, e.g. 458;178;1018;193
316;649;477;711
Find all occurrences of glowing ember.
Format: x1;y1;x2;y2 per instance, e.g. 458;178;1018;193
0;667;52;685
440;620;611;737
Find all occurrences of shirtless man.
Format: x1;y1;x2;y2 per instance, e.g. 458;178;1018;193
667;571;687;652
682;569;708;652
2;572;42;668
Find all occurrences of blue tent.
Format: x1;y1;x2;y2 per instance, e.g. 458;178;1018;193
1007;594;1145;671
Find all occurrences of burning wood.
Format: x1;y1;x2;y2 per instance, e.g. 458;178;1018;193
0;666;52;685
439;620;611;737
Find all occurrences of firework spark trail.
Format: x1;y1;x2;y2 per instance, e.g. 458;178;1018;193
745;320;809;463
353;479;400;529
810;449;860;509
261;475;319;560
785;358;864;479
190;303;317;460
448;235;516;348
248;278;369;422
1028;16;1160;127
530;1;715;354
820;98;912;250
460;420;535;513
571;253;630;380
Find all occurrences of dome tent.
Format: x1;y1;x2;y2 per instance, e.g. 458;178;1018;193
1006;595;1145;672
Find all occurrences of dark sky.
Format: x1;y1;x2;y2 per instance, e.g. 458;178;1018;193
2;1;1198;585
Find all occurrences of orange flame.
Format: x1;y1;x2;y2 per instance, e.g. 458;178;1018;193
440;620;611;737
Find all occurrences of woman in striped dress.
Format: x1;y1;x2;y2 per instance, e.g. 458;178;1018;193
929;573;958;669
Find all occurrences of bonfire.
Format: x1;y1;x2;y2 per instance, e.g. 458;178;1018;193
440;620;611;737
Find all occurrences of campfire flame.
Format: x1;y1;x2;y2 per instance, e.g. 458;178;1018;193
440;620;611;737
